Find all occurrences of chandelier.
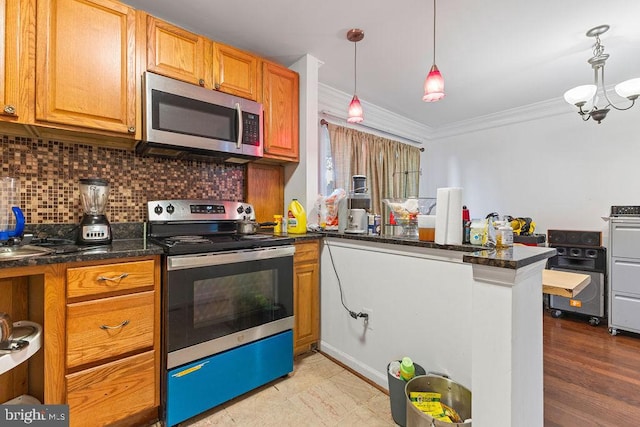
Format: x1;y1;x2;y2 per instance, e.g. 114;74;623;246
563;25;640;124
347;29;364;123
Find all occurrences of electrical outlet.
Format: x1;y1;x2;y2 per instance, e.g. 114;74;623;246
362;307;373;330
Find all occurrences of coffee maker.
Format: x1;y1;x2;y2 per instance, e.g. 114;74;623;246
78;178;112;245
345;175;370;234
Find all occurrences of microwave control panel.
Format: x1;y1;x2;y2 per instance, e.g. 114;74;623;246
243;112;260;146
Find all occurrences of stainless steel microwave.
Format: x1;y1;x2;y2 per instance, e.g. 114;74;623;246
137;72;263;163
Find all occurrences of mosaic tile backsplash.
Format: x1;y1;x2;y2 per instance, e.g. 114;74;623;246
0;135;244;224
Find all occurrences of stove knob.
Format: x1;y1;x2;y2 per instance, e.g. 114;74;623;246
244;206;252;215
154;204;163;215
237;205;244;214
166;204;175;215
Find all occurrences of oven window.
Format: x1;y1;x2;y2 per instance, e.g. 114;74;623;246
167;255;293;353
193;270;284;331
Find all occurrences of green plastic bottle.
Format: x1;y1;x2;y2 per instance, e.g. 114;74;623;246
287;199;307;234
400;357;415;381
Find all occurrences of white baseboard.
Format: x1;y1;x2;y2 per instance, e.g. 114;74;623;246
318;340;388;391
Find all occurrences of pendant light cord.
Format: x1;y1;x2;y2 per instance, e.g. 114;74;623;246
433;0;437;64
354;41;358;95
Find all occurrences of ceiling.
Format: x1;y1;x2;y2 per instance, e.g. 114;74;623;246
122;0;640;129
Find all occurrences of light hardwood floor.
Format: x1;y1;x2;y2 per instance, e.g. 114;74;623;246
181;351;395;426
177;311;640;426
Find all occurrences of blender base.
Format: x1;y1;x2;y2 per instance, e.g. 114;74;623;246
78;214;112;245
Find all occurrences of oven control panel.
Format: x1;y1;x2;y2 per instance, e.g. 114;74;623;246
148;200;256;222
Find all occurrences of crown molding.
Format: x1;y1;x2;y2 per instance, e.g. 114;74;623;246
429;97;576;139
318;83;431;145
318;83;592;141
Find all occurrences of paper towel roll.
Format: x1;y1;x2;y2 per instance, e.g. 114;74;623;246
434;187;463;245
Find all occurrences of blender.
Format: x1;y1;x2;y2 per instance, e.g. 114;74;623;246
0;177;25;242
78;178;112;245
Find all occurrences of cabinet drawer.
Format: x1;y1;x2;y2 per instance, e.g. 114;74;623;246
67;260;155;299
294;241;319;264
611;222;640;258
611;258;640;294
611;293;640;333
67;291;155;368
66;350;157;427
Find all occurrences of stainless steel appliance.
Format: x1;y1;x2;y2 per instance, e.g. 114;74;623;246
608;206;640;336
138;72;263;163
147;200;294;427
548;230;606;326
345;175;370;234
78;178;111;245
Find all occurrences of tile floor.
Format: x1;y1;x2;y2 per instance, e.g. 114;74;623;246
180;351;396;426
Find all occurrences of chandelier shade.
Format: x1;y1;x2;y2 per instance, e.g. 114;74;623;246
614;78;640;100
563;85;597;107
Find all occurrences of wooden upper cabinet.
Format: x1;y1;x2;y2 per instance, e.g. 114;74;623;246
213;42;259;101
261;61;299;162
35;0;136;135
145;15;212;88
0;0;30;122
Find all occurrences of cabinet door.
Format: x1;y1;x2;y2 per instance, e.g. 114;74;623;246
213;42;259;100
0;0;29;122
262;61;299;162
293;241;319;355
66;350;157;427
145;15;212;88
245;162;284;223
36;0;136;134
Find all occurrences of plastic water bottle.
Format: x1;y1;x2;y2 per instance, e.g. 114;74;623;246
400;357;415;381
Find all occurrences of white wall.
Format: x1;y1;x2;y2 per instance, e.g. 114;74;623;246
422;110;640;243
285;54;322;216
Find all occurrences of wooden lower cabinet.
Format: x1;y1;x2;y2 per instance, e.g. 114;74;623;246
293;240;320;355
66;350;156;427
62;256;161;427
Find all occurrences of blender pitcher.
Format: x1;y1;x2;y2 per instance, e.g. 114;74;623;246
78;178;112;245
0;177;25;241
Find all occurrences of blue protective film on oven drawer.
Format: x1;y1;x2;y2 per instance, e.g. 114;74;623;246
166;330;293;426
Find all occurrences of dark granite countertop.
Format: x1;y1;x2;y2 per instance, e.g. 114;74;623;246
319;231;556;269
0;239;163;269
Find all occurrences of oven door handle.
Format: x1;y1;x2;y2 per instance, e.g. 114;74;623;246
167;245;295;271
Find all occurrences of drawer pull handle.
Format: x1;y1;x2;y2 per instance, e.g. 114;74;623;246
97;273;129;282
99;320;130;330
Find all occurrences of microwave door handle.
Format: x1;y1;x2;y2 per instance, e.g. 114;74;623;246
235;103;242;149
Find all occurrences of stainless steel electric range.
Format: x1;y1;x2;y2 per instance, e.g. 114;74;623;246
147;200;295;427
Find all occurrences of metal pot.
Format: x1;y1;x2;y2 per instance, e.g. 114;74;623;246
236;220;277;235
0;312;12;344
405;374;472;426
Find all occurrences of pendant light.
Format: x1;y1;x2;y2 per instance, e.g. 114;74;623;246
347;29;364;123
423;0;445;102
